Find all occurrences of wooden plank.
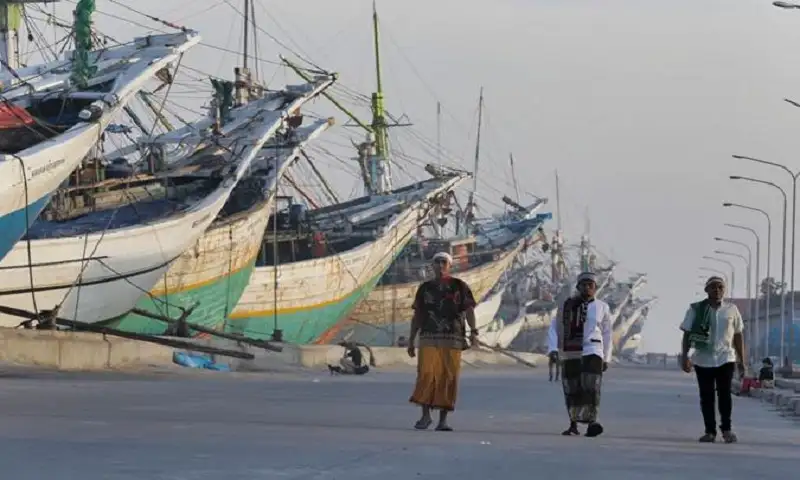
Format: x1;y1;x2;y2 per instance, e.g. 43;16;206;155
0;305;255;360
129;307;283;353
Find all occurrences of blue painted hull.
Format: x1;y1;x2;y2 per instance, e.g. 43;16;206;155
0;194;52;263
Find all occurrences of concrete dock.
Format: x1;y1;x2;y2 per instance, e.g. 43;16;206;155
0;364;797;479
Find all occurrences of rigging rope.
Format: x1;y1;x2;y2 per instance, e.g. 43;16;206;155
220;0;324;72
105;0;188;32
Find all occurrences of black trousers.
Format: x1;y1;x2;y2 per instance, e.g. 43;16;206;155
694;362;735;435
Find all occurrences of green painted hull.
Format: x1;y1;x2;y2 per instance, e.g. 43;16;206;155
225;272;384;344
107;260;258;334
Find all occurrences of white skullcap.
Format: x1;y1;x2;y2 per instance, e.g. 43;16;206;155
576;271;597;285
432;252;453;264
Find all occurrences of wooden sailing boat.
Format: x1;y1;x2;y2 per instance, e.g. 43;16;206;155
0;1;200;263
94;2;338;335
323;89;551;346
0;76;335;329
226;5;470;344
105;117;334;334
610;277;650;350
616;297;656;357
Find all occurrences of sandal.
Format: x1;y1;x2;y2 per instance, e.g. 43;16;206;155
562;426;580;436
414;418;432;430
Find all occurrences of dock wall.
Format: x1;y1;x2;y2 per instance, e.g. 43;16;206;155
0;329;545;372
0;329;173;371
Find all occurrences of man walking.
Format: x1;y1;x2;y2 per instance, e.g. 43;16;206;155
407;251;478;432
554;272;613;437
680;276;746;443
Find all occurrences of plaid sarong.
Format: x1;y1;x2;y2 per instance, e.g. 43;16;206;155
561;355;603;424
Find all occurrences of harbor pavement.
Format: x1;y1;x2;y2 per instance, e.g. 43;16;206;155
0;364;797;479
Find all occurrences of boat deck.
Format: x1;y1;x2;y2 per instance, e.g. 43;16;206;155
24;198;192;240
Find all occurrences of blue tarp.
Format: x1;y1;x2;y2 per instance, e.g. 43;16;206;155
173;351;231;372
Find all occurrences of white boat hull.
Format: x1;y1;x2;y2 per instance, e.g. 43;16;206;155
474;287;507;332
480;305;526;349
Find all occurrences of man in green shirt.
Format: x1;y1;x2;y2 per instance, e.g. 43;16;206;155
680;276;746;443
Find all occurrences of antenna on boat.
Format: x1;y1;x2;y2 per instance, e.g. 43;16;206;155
509;153;520;203
363;0;392;195
234;0;259;105
436;101;442;166
584;205;590;239
465;86;483;227
579;206;593;272
283;2;411;196
555;169;562;232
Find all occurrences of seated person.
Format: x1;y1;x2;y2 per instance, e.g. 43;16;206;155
340;343;363;374
759;357;775;388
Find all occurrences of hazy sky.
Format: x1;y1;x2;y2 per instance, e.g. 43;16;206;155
42;0;800;352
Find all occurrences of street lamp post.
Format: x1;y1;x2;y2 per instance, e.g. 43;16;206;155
714;239;752;298
724;223;762;360
723;202;773;357
730;158;795;365
729;175;788;361
702;257;737;299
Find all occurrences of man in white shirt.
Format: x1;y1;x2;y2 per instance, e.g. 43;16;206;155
554;272;613;437
680;276;746;444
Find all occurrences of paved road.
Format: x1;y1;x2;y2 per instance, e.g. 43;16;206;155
0;365;797;479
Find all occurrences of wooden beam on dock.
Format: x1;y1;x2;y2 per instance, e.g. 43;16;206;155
129;308;283;353
0;305;255;360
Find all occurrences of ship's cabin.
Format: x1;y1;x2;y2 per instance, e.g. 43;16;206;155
256;195;386;267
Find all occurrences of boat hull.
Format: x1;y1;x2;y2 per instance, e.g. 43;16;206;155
227;177;463;344
480;310;526;349
335;241;527;345
0;199;222;327
505;305;557;353
0;194;51;269
105;199;271;333
473;288;506;332
226;268;386;344
0;126;135;264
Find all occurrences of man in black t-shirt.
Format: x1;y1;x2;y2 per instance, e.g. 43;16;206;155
407;251;478;431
